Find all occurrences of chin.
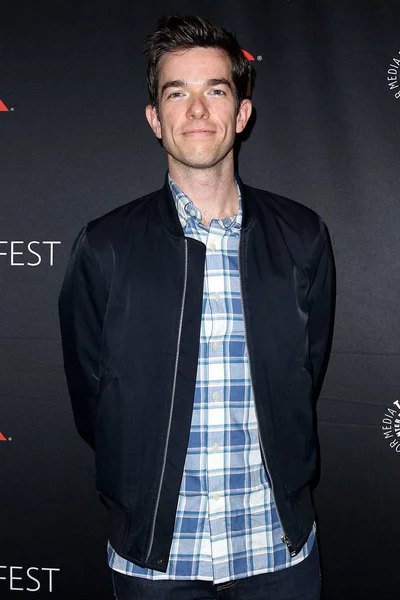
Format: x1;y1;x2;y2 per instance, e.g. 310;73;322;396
169;148;231;170
183;157;219;169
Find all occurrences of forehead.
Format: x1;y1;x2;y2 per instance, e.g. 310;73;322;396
158;47;232;86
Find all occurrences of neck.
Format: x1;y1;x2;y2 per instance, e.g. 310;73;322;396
168;152;239;226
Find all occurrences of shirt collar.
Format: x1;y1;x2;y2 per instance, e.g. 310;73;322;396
168;173;242;233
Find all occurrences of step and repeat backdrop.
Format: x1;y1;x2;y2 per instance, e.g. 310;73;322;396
1;1;399;598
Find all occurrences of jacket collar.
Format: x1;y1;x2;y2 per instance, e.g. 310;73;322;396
157;171;255;238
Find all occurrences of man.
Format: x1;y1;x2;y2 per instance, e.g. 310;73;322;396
59;14;335;600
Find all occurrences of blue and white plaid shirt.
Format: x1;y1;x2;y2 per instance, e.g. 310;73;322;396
108;176;315;583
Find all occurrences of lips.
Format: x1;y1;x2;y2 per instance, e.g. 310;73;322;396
182;129;215;135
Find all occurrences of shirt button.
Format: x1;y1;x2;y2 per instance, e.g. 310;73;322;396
212;341;220;351
213;494;221;502
189;209;196;216
212;293;220;301
209;242;216;251
212;391;220;400
212;443;220;452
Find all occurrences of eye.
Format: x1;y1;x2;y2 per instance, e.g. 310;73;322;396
209;89;226;96
167;91;184;99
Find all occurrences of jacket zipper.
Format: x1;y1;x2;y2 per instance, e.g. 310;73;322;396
145;238;188;563
238;236;296;557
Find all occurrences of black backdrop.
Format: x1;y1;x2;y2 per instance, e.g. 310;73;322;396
1;1;400;598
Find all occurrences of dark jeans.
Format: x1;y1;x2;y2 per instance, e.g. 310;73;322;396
111;542;321;600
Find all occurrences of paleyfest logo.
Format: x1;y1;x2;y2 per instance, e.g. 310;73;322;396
387;51;400;99
0;566;60;593
381;399;400;453
0;99;14;111
0;430;11;442
0;241;61;266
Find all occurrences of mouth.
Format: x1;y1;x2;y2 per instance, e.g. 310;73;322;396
181;129;216;136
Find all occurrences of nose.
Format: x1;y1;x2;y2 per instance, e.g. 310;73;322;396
186;94;210;119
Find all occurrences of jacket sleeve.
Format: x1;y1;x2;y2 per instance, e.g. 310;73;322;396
58;226;109;449
307;218;336;400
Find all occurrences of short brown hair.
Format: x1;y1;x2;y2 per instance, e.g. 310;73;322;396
144;14;253;111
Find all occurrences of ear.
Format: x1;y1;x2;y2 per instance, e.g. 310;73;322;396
145;104;162;139
235;98;252;134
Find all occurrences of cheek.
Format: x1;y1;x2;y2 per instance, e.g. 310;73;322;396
216;104;237;126
160;110;180;135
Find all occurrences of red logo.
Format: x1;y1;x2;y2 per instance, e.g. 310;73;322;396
0;431;8;441
0;99;9;111
241;49;256;61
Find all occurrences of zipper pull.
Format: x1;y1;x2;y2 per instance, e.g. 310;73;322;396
281;534;297;557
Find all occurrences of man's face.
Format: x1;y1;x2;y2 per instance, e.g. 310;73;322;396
145;47;252;170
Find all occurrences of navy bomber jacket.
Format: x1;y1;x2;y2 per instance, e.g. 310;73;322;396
58;174;335;572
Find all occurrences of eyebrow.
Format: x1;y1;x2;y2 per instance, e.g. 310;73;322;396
161;78;233;96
